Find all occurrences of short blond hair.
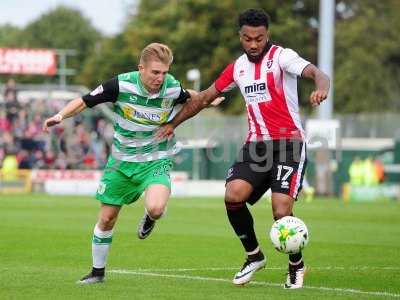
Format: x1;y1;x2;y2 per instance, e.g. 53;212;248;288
140;43;173;65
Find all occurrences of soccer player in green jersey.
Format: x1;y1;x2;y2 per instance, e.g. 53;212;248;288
43;43;221;284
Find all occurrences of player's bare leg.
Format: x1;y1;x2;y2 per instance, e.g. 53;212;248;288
78;204;121;284
271;193;305;289
225;179;266;285
138;184;170;239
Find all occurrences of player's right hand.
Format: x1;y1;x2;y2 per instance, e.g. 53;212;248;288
155;123;175;140
309;89;328;107
43;114;63;132
310;90;328;107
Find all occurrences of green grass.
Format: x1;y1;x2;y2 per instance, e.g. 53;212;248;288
1;194;399;299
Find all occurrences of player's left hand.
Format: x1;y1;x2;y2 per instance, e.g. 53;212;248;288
310;90;328;107
155;123;175;140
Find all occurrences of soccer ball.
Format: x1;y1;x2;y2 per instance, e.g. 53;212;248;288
269;216;309;254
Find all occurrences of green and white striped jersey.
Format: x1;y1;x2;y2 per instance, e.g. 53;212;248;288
82;71;190;162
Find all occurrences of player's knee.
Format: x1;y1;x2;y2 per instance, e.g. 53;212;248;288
98;215;117;229
225;187;247;204
273;208;291;221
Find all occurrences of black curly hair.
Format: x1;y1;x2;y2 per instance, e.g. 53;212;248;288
238;8;270;29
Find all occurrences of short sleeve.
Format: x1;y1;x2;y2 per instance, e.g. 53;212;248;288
278;48;311;76
174;86;191;105
214;63;237;92
82;77;119;108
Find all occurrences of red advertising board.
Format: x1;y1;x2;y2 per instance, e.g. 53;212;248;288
31;170;102;182
0;48;57;75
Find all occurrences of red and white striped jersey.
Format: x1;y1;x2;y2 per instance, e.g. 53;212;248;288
214;44;310;142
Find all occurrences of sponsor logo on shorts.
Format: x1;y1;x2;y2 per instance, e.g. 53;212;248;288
226;167;234;179
281;181;289;189
153;164;171;177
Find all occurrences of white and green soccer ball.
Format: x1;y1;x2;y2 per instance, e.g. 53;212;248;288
269;216;309;254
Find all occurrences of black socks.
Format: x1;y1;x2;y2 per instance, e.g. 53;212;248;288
289;252;304;269
225;201;259;252
92;267;105;276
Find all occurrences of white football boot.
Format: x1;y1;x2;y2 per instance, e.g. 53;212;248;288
284;265;306;289
232;251;266;285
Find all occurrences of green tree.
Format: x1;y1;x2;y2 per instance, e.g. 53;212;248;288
0;24;25;46
23;6;101;84
334;0;400;112
79;34;133;88
116;0;317;114
0;25;26;84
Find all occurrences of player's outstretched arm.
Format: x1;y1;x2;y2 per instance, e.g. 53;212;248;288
156;84;221;139
186;89;225;107
301;64;330;107
43;97;87;131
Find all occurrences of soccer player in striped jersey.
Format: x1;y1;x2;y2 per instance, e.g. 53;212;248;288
43;43;222;284
157;9;330;289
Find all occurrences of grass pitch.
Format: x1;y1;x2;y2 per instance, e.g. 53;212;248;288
1;194;399;299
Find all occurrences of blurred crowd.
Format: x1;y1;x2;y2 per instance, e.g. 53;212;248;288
0;78;113;171
348;156;385;186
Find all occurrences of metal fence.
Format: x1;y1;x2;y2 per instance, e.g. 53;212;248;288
174;112;400;143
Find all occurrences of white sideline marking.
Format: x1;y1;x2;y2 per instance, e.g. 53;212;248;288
109;269;400;298
110;266;400;272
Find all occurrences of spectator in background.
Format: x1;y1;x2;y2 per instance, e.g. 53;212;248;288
17;149;34;169
3;78;17;101
1;132;14;151
43;150;57;169
1;147;18;181
0;78;113;171
301;176;315;203
364;156;379;186
32;150;46;169
54;152;68;170
20;130;37;152
0;148;5;168
30;113;43;136
75;122;90;154
349;156;364;186
0;110;11;132
4;78;20;123
374;158;385;183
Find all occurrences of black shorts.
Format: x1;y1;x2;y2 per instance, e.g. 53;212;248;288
225;140;307;204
